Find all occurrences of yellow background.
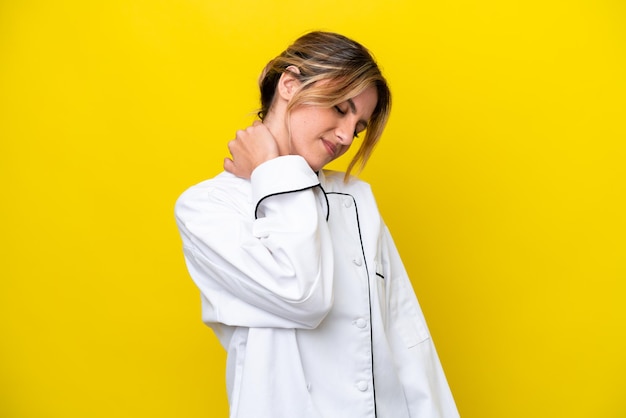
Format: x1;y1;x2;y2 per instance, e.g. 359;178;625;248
1;0;625;417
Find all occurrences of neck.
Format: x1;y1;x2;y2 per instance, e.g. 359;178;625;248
262;109;290;156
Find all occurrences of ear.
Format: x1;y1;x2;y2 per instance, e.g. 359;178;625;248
276;65;301;101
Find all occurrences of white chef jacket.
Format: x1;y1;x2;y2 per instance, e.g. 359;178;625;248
175;155;459;418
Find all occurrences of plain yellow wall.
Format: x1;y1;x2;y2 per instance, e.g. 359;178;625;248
1;0;625;417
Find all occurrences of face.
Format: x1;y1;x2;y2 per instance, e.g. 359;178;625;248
286;85;378;172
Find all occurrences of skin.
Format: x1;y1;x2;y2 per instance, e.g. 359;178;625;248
224;70;379;179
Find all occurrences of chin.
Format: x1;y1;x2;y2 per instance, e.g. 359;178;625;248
305;158;326;173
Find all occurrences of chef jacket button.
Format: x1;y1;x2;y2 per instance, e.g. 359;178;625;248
354;318;367;329
343;198;353;208
353;257;363;267
356;380;368;391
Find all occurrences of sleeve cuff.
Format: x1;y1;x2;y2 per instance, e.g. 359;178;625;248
250;155;320;211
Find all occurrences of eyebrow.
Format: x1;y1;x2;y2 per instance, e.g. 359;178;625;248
347;98;357;114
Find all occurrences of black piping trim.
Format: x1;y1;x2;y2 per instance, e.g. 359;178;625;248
375;272;385;279
326;191;378;418
254;184;326;220
317;183;330;222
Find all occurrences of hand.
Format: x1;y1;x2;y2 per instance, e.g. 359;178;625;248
224;121;280;179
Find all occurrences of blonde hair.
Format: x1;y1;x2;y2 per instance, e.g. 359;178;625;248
258;31;391;178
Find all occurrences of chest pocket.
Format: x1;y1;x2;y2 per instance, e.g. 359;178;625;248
390;277;431;348
377;238;431;349
373;245;388;327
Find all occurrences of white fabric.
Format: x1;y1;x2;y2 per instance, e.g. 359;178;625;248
175;155;459;418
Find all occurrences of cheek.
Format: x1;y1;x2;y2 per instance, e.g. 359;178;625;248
289;107;335;141
289;113;314;137
300;108;331;128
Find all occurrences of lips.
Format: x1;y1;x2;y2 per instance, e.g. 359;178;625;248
321;139;337;156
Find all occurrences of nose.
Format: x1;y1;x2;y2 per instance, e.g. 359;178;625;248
335;120;356;146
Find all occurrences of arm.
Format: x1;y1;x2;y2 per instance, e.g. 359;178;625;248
175;125;334;329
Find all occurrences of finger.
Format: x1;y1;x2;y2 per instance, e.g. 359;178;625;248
223;157;235;173
234;129;246;140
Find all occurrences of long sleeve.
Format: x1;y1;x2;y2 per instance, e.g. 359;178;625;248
175;155;334;329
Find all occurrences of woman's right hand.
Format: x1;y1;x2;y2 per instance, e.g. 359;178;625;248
224;121;280;179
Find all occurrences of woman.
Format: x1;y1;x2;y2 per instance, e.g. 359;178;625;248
175;31;459;418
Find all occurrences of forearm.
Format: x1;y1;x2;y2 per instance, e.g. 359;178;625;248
175;156;334;328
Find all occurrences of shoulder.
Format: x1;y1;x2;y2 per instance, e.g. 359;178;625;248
321;169;375;198
321;170;382;220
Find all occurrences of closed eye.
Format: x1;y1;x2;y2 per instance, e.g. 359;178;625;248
334;105;347;115
335;101;368;139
